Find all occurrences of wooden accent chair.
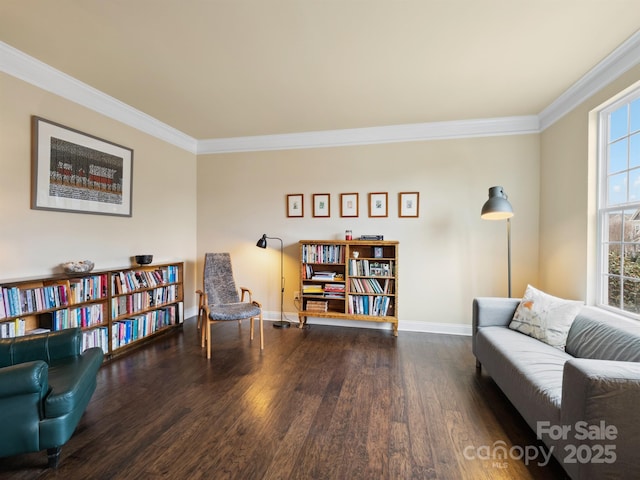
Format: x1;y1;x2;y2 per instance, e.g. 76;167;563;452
196;253;263;359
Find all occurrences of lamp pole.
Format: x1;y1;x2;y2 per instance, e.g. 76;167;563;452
507;217;512;298
256;234;290;328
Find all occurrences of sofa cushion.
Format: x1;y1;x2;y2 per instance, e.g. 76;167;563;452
475;326;571;429
44;349;103;418
509;285;582;350
566;307;640;362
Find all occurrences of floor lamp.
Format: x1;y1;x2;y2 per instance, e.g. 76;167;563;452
481;186;514;298
256;234;291;328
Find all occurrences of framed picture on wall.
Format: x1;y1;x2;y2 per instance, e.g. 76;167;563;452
313;193;331;217
31;116;133;217
368;192;388;217
399;192;419;217
287;194;304;217
340;193;359;217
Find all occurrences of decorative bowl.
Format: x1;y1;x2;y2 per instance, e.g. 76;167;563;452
135;254;153;265
62;260;94;274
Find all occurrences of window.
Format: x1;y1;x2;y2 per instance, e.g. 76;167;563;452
598;90;640;316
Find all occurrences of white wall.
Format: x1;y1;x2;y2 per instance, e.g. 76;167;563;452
0;73;198;310
197;134;540;332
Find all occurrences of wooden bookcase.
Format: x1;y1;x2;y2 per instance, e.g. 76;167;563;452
299;240;398;335
0;262;184;359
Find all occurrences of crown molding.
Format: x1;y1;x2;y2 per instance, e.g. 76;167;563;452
0;41;198;153
197;115;540;154
539;29;640;130
3;27;640;154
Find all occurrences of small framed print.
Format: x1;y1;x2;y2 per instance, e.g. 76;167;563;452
368;192;388;217
287;194;304;217
340;193;359;217
313;193;330;217
399;192;419;217
373;246;383;258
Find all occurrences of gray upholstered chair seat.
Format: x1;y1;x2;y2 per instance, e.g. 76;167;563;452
208;302;261;321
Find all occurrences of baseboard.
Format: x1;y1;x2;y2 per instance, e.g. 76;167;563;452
261;310;472;336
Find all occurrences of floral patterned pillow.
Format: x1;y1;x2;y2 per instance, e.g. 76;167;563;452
509;285;583;350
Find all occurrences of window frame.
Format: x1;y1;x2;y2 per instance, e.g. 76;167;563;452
597;87;640;318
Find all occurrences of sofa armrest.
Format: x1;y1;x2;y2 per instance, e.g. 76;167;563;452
472;297;520;330
0;361;49;457
472;297;520;357
0;360;49;399
561;358;640;478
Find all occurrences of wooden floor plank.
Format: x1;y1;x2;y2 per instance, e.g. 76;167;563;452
0;318;568;479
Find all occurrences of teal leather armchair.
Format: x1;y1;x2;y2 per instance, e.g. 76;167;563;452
0;327;103;467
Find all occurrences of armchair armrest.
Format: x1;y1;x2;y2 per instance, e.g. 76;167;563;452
561;358;640;478
196;289;208;306
239;287;252;303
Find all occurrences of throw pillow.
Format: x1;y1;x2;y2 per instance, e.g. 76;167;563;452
508;285;583;350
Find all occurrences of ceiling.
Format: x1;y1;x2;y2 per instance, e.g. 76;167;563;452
1;1;640;141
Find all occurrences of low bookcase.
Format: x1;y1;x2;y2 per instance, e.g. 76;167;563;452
299;240;398;335
0;262;184;359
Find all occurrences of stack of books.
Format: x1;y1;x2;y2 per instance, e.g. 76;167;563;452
302;284;324;295
311;271;336;281
306;300;328;312
324;283;346;298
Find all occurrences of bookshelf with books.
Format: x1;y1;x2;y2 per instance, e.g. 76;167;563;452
108;263;183;354
299;240;398;335
0;262;184;359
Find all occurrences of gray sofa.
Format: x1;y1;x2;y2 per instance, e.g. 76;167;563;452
473;297;640;479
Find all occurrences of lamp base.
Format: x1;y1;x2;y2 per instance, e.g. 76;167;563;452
273;320;291;329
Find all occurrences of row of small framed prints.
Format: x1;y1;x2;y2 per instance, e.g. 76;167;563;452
286;192;419;218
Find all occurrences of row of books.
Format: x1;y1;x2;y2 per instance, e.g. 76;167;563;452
82;327;109;354
43;304;104;331
349;277;393;294
347;295;392;316
0;283;68;319
112;305;179;349
69;274;108;303
0;318;26;338
111;286;179;318
301;244;346;264
1;303;180;350
111;265;179;295
302;283;346;298
348;259;394;277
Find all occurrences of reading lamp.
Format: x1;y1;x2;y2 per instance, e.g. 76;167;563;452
256;234;290;328
481;186;514;297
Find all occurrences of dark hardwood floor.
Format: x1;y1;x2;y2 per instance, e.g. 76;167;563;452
0;318;568;479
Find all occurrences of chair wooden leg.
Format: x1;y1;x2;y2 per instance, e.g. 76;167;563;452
259;313;264;350
207;320;212;359
201;313;206;348
250;316;254;340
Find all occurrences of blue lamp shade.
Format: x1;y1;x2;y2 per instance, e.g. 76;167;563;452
481;186;514;220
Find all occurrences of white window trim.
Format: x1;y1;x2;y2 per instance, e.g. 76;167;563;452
596;87;640;319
